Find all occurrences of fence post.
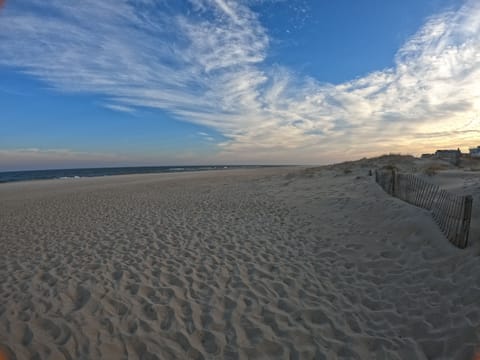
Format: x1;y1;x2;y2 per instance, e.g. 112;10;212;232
438;191;449;231
406;175;412;204
419;180;429;208
446;196;460;244
426;185;439;210
414;177;421;206
391;169;397;196
458;195;473;248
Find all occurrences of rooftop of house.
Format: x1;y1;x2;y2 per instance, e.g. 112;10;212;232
435;149;461;154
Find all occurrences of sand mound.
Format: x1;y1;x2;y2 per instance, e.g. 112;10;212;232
0;166;479;359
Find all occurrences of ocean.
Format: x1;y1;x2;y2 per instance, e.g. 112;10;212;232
0;165;267;184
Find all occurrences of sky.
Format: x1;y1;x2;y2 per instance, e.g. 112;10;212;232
0;0;479;170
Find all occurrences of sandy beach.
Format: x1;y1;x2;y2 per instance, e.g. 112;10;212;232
1;161;480;359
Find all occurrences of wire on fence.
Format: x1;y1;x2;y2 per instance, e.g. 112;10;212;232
374;169;472;249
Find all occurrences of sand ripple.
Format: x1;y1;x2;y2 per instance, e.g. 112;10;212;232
0;167;479;359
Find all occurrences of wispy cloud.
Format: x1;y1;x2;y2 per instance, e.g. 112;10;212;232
0;147;218;171
0;148;132;171
0;0;479;164
197;131;215;142
103;103;136;113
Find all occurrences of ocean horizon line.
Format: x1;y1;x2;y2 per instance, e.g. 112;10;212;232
0;164;293;184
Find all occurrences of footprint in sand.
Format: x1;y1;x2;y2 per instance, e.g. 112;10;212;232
73;285;91;311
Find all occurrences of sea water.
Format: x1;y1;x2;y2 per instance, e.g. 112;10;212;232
0;165;268;183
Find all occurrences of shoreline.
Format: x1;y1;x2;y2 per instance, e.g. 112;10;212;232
0;165;298;187
0;164;296;185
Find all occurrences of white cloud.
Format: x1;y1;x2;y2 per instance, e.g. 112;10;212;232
0;0;479;164
103;103;136;113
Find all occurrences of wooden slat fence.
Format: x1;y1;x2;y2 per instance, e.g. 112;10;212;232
375;169;472;249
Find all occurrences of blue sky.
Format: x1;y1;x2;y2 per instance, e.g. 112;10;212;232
1;0;479;170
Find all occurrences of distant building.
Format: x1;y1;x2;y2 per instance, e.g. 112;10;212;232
421;153;433;159
470;146;480;158
434;149;461;165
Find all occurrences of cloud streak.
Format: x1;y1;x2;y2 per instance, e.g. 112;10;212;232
0;148;134;171
0;0;479;164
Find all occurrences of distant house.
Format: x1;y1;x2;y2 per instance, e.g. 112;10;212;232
421;153;433;159
434;149;461;165
470;146;480;158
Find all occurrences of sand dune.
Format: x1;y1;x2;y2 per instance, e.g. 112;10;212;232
0;163;479;359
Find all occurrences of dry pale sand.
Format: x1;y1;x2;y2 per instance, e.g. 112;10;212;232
1;162;480;359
